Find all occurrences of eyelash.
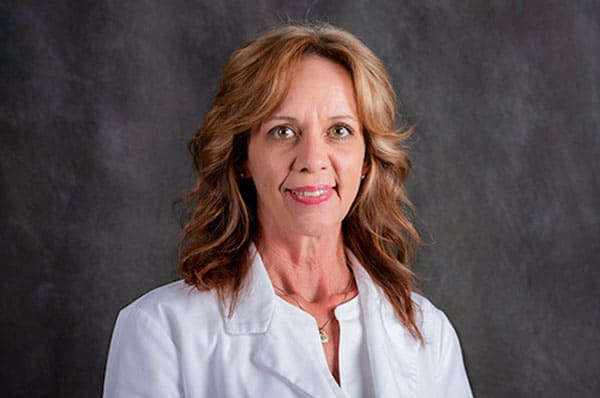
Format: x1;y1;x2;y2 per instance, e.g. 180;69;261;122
329;124;353;138
267;124;354;139
268;125;296;139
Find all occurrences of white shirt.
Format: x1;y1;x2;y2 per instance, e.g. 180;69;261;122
335;296;375;397
104;247;473;397
274;294;374;397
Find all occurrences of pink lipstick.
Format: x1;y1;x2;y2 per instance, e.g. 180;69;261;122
287;185;334;205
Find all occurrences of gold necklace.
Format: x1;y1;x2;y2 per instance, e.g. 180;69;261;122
272;273;354;344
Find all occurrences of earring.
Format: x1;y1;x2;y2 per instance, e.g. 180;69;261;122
361;174;366;180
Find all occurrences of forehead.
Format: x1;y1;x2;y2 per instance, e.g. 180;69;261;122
274;55;358;116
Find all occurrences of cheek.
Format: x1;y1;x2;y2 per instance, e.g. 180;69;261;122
247;143;272;180
252;156;287;191
344;147;366;179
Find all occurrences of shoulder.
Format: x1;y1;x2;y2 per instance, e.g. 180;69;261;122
105;281;224;396
116;280;223;339
122;280;217;314
410;292;459;346
379;290;464;359
410;293;473;395
409;292;470;381
411;292;448;326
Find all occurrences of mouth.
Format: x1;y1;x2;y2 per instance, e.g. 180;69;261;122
290;188;330;197
285;185;336;205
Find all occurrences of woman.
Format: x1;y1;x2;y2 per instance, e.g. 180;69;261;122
104;23;472;397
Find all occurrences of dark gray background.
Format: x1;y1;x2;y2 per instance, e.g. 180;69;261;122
2;1;599;397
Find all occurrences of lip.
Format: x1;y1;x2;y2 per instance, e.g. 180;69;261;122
286;185;335;205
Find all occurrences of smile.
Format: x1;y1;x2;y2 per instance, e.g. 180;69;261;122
291;189;329;197
286;185;335;205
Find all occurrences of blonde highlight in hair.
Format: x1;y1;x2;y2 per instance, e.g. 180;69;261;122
178;23;422;340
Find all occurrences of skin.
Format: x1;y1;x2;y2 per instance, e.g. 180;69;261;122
245;55;365;384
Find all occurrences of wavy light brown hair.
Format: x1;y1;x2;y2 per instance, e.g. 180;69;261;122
178;23;422;340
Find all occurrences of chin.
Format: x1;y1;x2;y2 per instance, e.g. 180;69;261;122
289;220;340;238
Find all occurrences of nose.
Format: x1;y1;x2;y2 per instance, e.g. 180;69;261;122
292;131;329;173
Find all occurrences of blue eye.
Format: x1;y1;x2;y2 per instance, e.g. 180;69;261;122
269;126;296;139
329;125;352;138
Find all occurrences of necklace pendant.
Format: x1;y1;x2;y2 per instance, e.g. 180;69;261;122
319;328;329;344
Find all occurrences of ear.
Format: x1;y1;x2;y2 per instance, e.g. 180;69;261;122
361;158;370;179
239;164;251;179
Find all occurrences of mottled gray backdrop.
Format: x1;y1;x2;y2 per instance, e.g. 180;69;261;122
2;1;599;397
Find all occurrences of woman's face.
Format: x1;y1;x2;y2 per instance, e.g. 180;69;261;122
245;55;365;238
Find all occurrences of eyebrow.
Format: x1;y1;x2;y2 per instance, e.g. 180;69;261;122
265;115;359;124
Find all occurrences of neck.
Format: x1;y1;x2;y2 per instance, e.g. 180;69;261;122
256;225;352;303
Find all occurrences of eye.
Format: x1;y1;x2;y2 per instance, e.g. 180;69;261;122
328;125;352;138
268;125;296;139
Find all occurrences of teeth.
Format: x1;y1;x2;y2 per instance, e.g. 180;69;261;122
292;189;328;197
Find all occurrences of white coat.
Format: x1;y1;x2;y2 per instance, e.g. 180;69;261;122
103;246;473;397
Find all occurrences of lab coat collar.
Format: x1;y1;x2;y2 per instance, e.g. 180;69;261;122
223;244;418;397
225;245;342;396
223;244;275;335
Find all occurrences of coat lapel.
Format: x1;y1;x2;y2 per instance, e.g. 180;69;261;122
222;246;274;335
224;245;419;397
251;319;341;398
347;251;418;398
224;245;342;398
